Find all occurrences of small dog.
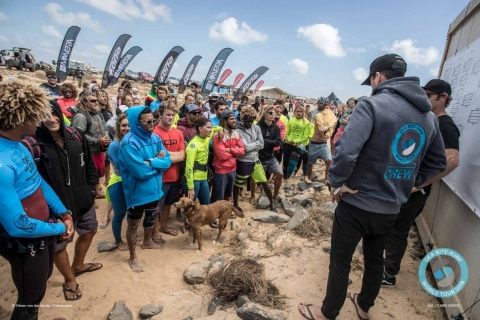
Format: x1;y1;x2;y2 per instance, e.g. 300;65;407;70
174;197;245;251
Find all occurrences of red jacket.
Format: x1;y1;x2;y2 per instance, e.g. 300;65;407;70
212;130;245;174
56;97;76;118
274;119;286;152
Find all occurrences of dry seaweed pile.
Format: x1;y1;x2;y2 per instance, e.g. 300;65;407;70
293;207;334;240
208;258;286;310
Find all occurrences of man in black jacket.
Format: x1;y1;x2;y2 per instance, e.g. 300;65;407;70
29;101;101;301
256;105;283;199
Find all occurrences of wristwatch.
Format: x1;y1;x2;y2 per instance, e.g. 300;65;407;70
59;210;73;221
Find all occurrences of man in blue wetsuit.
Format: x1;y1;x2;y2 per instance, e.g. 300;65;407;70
0;81;74;320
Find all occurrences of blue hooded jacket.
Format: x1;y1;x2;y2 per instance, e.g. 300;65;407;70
118;106;171;209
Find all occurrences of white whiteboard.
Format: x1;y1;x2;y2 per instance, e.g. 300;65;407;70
440;37;480;216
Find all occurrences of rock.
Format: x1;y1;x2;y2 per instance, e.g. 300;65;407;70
275;201;283;209
208;255;225;275
292;195;308;207
286;206;309;230
297;181;310;191
283;184;293;190
208;296;223;315
218;236;225;244
107;301;133;320
183;317;193;320
323;246;331;254
252;212;290;224
139;304;163;319
284;190;294;197
184;260;210;284
231;220;237;230
98;241;118;253
281;198;293;211
237;230;250;241
357;241;363;255
236;295;252;308
236;302;287;320
310;182;325;191
305;199;314;207
319;202;338;215
256;193;271;210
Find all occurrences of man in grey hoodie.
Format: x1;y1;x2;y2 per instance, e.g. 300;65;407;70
233;106;275;212
298;54;447;320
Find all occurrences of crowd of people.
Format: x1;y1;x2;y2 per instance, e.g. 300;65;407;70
0;52;460;320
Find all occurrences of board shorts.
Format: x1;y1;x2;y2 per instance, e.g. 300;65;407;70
212;171;236;201
92;153;105;178
308;142;332;164
235;161;267;188
54;205;98;252
261;157;282;174
158;181;181;211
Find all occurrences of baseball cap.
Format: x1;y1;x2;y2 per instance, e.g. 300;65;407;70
132;87;138;92
208;92;219;98
186;104;200;113
221;110;235;119
422;79;452;96
362;54;407;86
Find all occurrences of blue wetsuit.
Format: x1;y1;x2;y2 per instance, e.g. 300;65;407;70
0;137;66;238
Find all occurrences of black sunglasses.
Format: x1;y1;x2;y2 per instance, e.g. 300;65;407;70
63;90;73;93
47;75;57;79
190;112;201;115
88;99;98;103
267;111;274;115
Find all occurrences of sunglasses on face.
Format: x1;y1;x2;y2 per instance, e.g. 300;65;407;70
88;99;98;103
140;119;156;125
267;111;274;115
64;90;73;93
47;75;57;79
190;112;201;115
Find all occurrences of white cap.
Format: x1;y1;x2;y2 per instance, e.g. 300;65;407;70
132;87;138;92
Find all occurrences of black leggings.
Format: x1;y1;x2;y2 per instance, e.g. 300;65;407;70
1;237;54;320
283;143;308;177
127;200;159;229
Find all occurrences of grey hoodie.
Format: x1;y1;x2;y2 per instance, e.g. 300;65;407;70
235;122;264;163
329;77;447;214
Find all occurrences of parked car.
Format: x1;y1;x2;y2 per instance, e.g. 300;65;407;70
68;60;85;76
123;69;138;81
166;77;179;86
1;47;36;72
137;71;154;83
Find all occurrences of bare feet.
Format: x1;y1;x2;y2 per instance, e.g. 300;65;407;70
159;227;178;236
141;240;163;249
99;213;110;229
304;176;312;184
249;197;256;205
151;234;166;244
128;258;144;273
117;241;128;251
298;303;329;320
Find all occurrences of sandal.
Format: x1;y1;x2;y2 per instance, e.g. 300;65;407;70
298;303;318;320
152;236;166;244
347;292;369;320
63;283;82;301
74;263;103;277
160;228;178;236
249;197;256;206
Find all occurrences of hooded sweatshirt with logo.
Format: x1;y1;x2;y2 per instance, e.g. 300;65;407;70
257;119;281;161
328;77;447;214
235;122;264;163
118;106;171;209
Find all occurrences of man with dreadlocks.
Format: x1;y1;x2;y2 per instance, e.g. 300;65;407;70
0;81;74;319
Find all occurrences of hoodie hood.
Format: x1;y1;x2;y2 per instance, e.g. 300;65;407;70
372;77;431;113
126;106;152;140
36;100;66;143
88;83;99;94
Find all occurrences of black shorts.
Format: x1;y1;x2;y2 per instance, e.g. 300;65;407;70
127;200;159;229
158;181;180;210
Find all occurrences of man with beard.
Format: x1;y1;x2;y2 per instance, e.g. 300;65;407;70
251;96;261;112
72;93;112;198
39;70;61;97
118;106;171;272
211;110;245;202
177;104;201;146
178;93;195;119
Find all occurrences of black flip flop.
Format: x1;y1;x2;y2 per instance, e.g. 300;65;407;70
298;303;317;320
347;292;369;320
63;283;82;301
74;262;103;277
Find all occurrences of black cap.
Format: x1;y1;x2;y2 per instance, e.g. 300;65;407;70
362;53;407;86
422;79;452;96
221;110;235;119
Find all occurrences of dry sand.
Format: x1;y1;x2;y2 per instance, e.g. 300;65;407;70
0;68;446;319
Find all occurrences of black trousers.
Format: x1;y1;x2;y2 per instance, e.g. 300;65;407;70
384;190;430;276
1;237;54;320
282;143;308;177
322;201;397;319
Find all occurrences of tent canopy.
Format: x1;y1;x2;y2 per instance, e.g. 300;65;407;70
327;92;339;102
256;86;289;99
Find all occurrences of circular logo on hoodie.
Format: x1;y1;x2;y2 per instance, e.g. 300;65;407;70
392;124;426;164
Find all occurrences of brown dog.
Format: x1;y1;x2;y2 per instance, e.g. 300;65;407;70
174;197;245;252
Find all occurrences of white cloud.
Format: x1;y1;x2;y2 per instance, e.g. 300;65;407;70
44;3;107;33
94;44;111;54
353;67;369;81
297;24;346;58
209;17;268;45
288;58;309;76
76;0;171;22
41;25;62;39
383;39;439;66
0;11;9;24
430;67;439;77
0;34;8;43
348;47;366;53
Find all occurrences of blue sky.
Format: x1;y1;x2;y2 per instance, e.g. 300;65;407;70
0;0;469;100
